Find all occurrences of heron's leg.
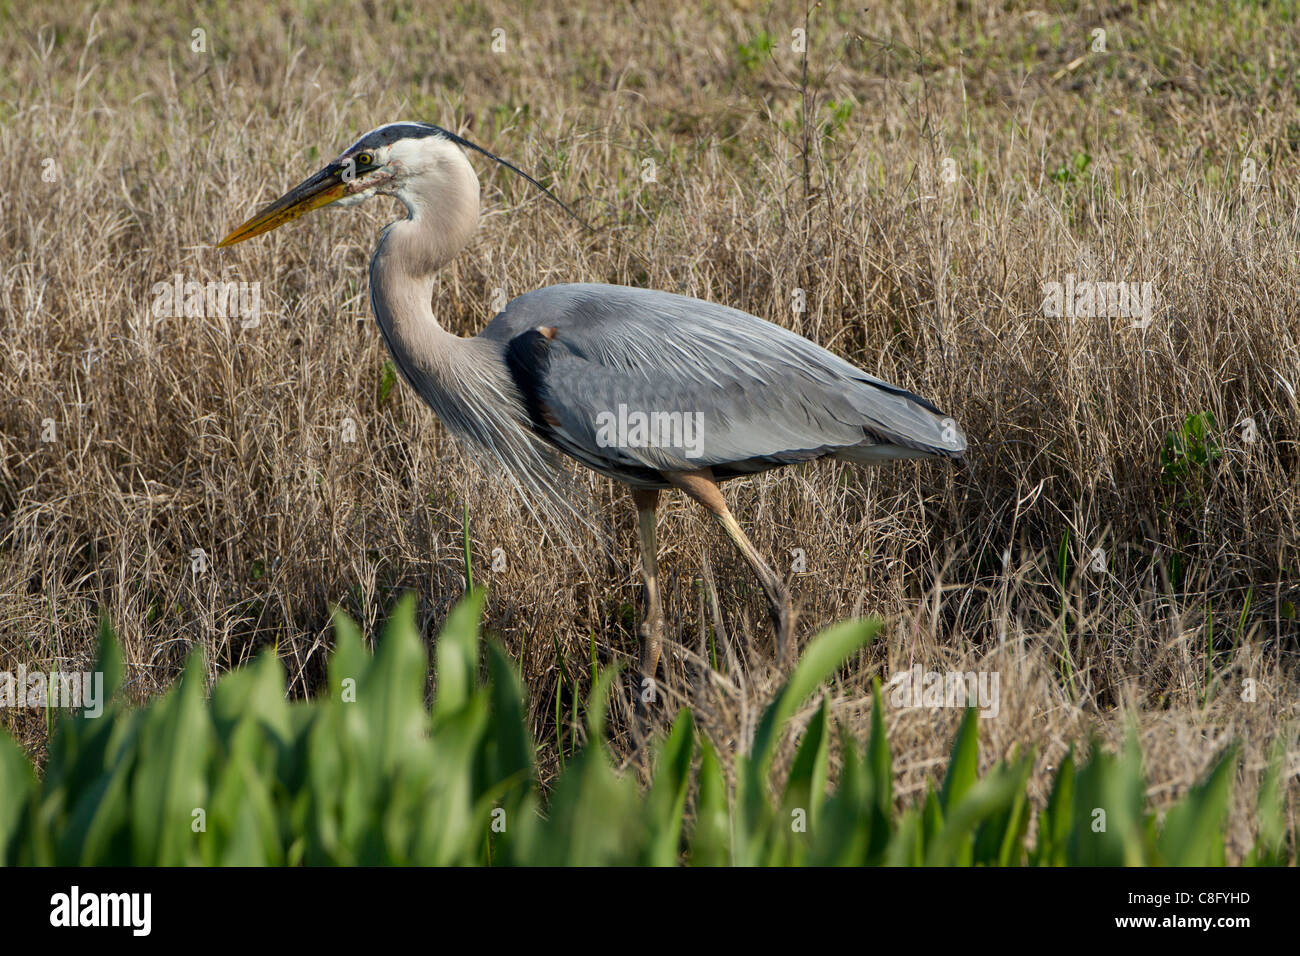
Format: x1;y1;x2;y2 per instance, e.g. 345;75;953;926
632;488;666;683
666;470;794;664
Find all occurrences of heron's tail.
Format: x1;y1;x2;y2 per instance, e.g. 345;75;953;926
841;375;967;461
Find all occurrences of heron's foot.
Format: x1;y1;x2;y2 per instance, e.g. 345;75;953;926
634;606;665;718
767;583;794;667
637;605;665;681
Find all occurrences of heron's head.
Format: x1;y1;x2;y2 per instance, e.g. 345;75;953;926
217;122;586;247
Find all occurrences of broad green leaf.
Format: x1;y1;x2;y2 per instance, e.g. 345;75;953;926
808;725;870;865
1031;748;1075;866
782;695;830;831
1247;737;1288;865
483;641;533;796
211;651;291;746
0;599;1288;869
328;606;367;704
359;593;430;775
1157;743;1238;866
644;709;695;866
750;617;879;775
207;718;282;865
885;808;923;866
972;750;1033;866
866;680;892;821
129;647;211;865
925;764;1024;866
939;707;980;812
1067;732;1147;866
0;733;35;864
434;590;485;722
689;736;731;866
93;613;125;705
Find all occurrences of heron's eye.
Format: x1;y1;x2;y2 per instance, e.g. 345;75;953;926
355;152;374;167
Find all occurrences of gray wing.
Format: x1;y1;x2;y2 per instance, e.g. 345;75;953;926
483;283;965;486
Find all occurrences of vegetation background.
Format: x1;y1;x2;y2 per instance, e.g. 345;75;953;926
0;0;1296;859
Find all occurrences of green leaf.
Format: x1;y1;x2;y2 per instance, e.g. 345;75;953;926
129;646;212;864
866;680;892;818
1;598;1286;868
434;591;485;723
1247;737;1288;865
483;641;533;798
328;606;367;705
378;359;397;403
1157;743;1238;866
885;808;923;866
1068;732;1147;865
644;709;695;866
921;784;943;847
359;593;430;775
1031;749;1075;866
751;616;879;775
808;726;869;865
0;733;35;864
93;613;125;704
939;707;980;812
925;763;1024;866
737;616;872;866
206;718;283;865
583;658;620;740
211;651;290;746
973;749;1034;866
57;730;137;865
782;695;830;832
689;736;731;866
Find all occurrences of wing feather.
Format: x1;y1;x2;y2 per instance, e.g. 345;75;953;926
489;283;964;484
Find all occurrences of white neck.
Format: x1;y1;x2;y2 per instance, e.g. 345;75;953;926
368;146;481;351
365;145;551;499
360;137;596;546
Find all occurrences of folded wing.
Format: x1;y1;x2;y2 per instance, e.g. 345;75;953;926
485;283;965;486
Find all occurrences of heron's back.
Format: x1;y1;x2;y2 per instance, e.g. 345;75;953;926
482;283;965;485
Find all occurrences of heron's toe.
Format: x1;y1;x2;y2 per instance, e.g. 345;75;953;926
767;586;795;665
637;605;666;678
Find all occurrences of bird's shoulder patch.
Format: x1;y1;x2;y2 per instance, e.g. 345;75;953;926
505;327;561;430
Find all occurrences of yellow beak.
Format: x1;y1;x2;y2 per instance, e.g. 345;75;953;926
217;164;348;247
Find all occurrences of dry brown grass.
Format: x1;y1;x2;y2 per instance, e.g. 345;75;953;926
1;0;1297;858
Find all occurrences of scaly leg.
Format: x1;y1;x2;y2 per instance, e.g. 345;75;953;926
666;469;794;665
632;487;666;685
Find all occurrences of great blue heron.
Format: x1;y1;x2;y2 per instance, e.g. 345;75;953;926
218;121;966;681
